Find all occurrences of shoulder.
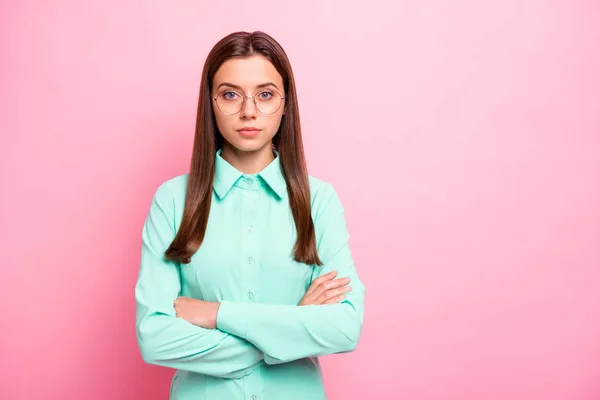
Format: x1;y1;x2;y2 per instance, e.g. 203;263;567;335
308;175;344;220
151;173;189;208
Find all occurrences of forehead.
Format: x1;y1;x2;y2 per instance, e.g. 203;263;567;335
213;55;284;90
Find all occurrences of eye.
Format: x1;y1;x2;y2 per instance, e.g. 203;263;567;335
222;91;240;100
257;91;274;100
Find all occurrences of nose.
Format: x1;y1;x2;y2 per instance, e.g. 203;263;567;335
240;95;257;118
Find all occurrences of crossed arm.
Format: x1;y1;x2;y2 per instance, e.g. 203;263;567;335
135;182;365;377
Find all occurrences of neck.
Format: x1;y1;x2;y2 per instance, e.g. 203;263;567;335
220;143;275;174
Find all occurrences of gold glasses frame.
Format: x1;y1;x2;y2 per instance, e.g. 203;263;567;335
211;88;285;116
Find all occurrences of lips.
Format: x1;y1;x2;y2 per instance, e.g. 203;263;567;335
237;127;261;138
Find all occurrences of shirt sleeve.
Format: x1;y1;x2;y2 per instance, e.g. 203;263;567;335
135;180;264;378
216;183;366;365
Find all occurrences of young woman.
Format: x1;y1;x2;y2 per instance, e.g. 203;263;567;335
135;31;366;400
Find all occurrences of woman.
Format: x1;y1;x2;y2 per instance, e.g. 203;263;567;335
135;31;366;400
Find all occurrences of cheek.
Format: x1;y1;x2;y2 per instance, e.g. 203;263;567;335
268;115;284;137
265;112;284;131
213;113;233;137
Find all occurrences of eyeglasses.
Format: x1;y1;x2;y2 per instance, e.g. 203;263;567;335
212;88;285;115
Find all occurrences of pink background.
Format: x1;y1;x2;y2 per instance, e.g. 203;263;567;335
1;1;599;399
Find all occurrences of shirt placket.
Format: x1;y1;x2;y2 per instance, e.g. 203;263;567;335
239;176;264;400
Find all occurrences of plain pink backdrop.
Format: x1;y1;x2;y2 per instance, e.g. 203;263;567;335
1;1;599;399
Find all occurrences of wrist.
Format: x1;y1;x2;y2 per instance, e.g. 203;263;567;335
212;302;221;329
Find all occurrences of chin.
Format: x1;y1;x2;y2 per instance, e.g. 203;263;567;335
237;144;266;153
226;139;271;153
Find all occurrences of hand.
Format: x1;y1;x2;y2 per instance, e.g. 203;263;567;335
173;296;220;329
299;270;351;306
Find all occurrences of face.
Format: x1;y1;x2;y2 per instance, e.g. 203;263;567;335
211;55;286;154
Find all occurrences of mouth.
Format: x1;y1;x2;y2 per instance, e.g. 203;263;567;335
237;128;262;137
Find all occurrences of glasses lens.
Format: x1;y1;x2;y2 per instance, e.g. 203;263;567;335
255;90;282;115
216;91;243;115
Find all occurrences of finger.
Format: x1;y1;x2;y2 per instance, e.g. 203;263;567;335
305;270;337;297
323;294;346;304
311;270;337;288
308;277;349;303
173;296;185;305
317;285;351;304
321;277;351;291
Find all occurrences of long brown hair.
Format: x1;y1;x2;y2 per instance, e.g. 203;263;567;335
165;31;323;267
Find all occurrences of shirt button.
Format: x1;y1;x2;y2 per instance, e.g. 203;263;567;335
247;225;254;233
251;396;257;400
247;256;254;264
247;291;254;299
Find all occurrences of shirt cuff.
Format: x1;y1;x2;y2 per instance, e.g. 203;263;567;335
216;300;250;339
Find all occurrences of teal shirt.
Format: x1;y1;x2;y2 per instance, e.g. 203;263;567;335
135;149;366;400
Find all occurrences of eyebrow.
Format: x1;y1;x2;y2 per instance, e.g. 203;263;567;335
216;81;280;91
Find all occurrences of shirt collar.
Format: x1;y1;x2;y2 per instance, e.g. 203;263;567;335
213;148;287;200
